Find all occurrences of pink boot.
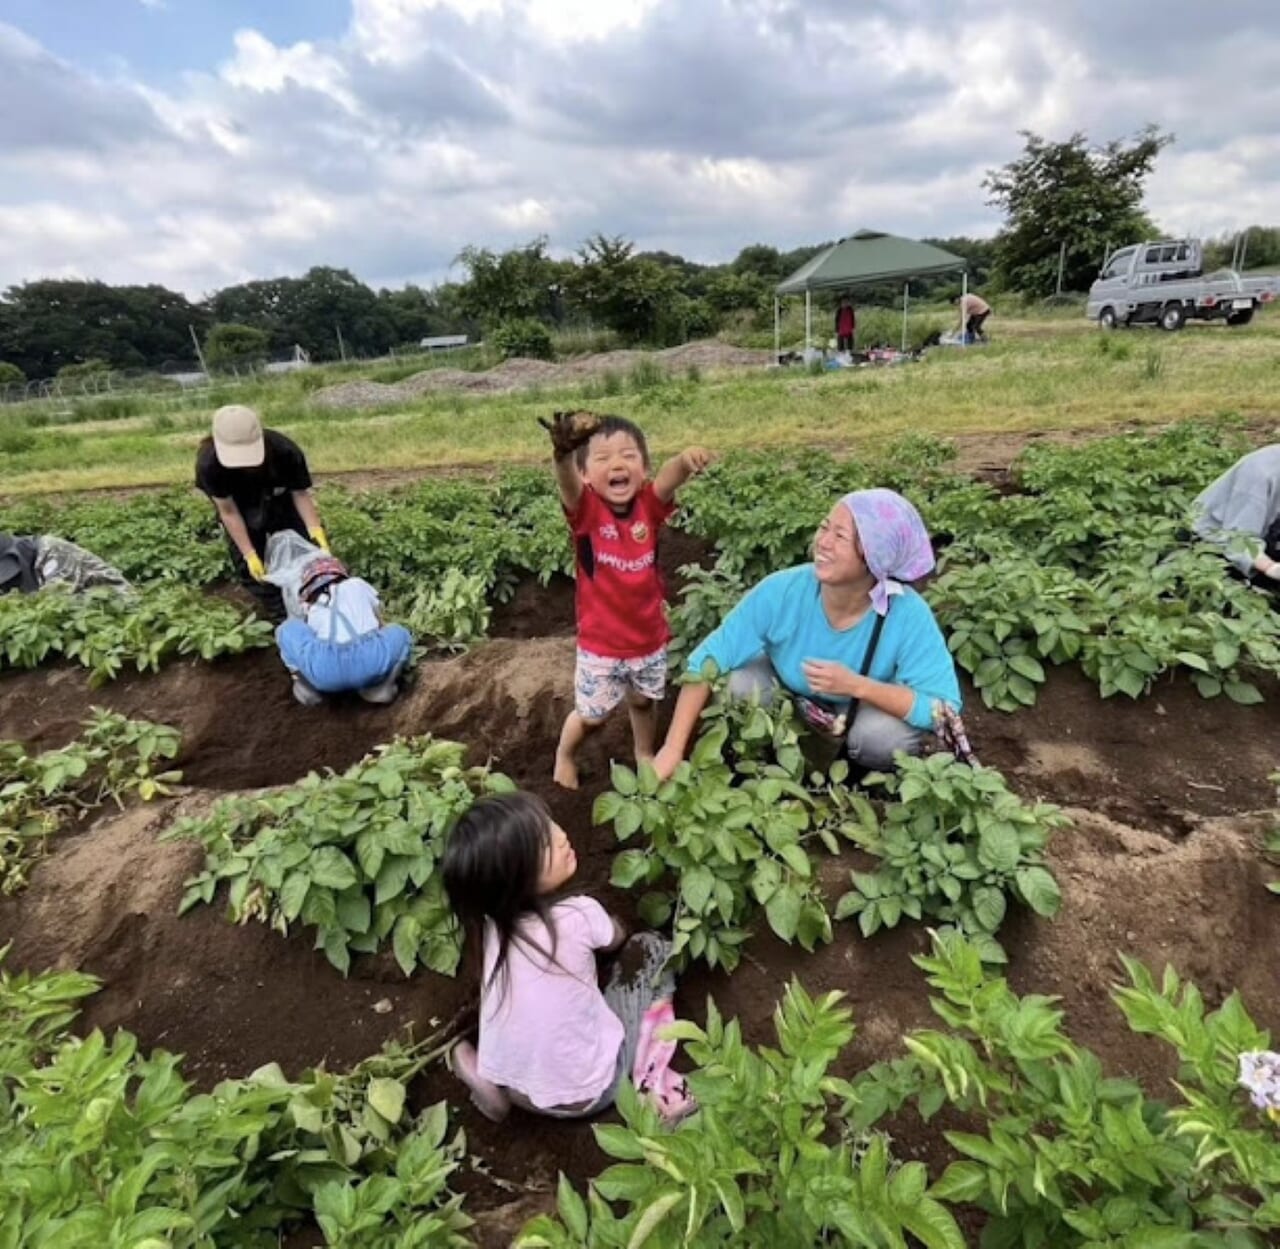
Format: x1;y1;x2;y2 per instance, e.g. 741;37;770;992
448;1040;511;1123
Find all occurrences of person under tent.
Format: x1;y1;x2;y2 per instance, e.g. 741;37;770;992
195;404;331;622
1191;443;1280;592
834;296;856;353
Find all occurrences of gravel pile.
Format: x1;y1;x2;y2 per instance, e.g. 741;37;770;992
311;339;773;411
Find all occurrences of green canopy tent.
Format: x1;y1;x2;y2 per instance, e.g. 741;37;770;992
774;230;969;357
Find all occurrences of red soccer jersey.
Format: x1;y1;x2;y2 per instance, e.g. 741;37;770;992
567;482;676;658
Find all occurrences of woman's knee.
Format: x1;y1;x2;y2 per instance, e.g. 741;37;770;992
846;708;924;770
726;657;776;705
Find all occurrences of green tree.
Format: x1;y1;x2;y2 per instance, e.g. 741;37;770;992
0;280;206;378
377;283;440;347
490;317;554;360
1203;224;1280;273
454;237;562;328
205;267;393;361
984;127;1172;296
565;234;678;342
0;361;25;388
204;323;270;370
731;243;785;281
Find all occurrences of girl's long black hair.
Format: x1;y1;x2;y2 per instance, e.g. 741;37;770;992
441;791;559;1001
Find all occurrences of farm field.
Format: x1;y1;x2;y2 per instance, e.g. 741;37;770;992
1;359;1280;1243
2;309;1280;496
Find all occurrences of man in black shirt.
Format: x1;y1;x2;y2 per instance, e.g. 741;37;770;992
195;404;330;621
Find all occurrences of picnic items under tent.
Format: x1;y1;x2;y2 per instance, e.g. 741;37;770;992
774;230;969;360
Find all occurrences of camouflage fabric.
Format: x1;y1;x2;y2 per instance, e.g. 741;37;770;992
33;536;131;594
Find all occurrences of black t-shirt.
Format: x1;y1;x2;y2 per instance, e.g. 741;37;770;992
195;429;312;537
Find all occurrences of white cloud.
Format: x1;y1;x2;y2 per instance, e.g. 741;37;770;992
1;1;1279;296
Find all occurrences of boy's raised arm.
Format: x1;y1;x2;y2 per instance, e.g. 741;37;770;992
538;411;601;511
654;446;711;504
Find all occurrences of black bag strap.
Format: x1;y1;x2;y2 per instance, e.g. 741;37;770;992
858;607;888;678
842;599;890;722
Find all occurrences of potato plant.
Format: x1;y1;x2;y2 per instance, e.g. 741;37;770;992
0;710;181;893
518;981;965;1249
0;584;273;684
0;952;472;1248
849;930;1280;1246
171;736;515;976
598;730;834;972
834;753;1066;963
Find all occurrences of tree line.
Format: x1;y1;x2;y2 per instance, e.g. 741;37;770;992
2;127;1266;385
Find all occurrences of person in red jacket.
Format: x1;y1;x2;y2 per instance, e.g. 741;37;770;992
835;297;856;352
540;411;711;789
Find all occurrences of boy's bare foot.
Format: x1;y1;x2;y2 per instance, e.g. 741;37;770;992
553;751;580;790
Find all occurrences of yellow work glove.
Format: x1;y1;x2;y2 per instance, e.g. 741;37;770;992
245;552;267;582
309;527;331;553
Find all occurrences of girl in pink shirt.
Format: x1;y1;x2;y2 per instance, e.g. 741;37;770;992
442;792;676;1121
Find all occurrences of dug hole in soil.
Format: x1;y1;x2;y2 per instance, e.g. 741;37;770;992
1;532;1279;1245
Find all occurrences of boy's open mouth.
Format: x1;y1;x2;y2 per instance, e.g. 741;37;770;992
607;472;632;489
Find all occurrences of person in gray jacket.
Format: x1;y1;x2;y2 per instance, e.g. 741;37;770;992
1191;444;1280;588
0;533;131;596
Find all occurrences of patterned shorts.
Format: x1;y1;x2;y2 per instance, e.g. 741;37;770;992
575;647;667;721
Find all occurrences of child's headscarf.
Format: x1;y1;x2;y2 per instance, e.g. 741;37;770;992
840;488;935;615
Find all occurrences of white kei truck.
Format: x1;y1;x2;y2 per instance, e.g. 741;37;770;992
1086;238;1278;331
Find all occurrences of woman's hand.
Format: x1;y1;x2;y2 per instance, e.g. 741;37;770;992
801;659;862;699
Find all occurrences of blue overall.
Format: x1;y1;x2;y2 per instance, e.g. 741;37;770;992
276;602;412;695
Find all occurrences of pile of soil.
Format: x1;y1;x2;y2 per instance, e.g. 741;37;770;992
1;566;1278;1245
311;340;773;410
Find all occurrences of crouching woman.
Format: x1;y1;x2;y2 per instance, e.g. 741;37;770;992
276;555;412;705
653;488;961;779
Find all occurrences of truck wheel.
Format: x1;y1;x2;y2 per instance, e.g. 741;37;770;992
1099;306;1118;330
1159;303;1186;332
1227;308;1255;327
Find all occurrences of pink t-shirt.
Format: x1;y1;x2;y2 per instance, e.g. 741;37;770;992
477;897;624;1109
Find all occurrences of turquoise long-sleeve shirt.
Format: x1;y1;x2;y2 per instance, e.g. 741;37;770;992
686;565;960;730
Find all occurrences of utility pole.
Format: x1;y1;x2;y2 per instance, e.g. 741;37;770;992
335;323;348;363
189;324;211;378
1056;241;1067;296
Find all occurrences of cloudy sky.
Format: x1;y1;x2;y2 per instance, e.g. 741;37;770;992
2;0;1278;296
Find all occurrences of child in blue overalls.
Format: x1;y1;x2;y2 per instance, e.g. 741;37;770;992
276;556;412;706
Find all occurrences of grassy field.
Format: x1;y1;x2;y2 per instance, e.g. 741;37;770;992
1;306;1277;497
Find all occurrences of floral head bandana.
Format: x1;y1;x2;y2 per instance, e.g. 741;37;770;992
840;488;935;615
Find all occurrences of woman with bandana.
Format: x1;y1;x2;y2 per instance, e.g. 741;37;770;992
652;489;962;779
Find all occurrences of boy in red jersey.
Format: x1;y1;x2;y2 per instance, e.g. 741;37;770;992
540;411;710;790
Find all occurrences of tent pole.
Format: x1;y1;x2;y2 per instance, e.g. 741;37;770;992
902;282;909;352
804;290;812;357
774;296;780;361
960;271;968;346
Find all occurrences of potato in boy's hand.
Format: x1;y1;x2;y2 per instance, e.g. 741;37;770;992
538;410;603;459
681;446;712;476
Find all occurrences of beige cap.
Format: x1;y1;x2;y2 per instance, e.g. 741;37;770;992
212;404;265;469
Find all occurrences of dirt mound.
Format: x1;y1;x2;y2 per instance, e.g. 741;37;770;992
310;340;774;410
0;800;450;1086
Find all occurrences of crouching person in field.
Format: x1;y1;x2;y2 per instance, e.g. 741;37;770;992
275;554;412;706
652;488;968;780
0;532;131;595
